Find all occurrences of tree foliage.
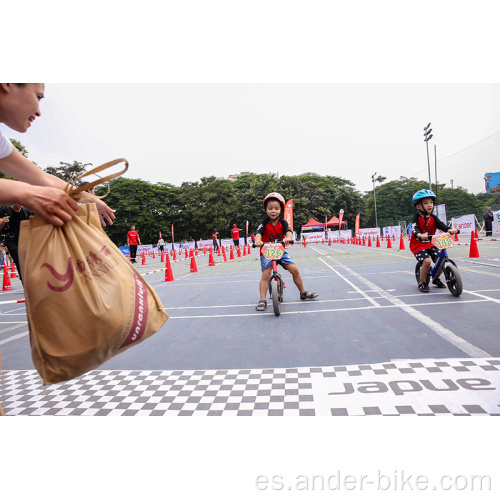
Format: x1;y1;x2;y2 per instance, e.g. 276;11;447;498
2;140;498;246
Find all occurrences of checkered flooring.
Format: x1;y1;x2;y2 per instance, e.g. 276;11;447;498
1;358;499;416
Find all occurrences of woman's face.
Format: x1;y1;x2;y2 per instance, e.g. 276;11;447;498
0;83;45;133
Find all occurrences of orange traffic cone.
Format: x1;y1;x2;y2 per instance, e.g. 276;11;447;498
368;237;372;247
161;251;165;263
387;236;392;249
328;239;332;246
454;232;459;242
469;232;480;258
243;244;247;256
185;249;188;260
303;239;307;247
237;245;241;257
190;252;198;272
218;246;221;257
247;244;251;255
164;253;174;281
209;248;215;266
230;246;235;260
399;234;405;250
2;262;13;291
222;246;227;262
141;253;146;265
10;261;18;278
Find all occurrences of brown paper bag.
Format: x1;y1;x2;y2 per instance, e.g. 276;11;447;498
18;159;168;384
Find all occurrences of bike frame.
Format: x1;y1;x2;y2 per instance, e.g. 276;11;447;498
429;247;449;281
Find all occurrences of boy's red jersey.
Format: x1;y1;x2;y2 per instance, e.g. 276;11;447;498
255;216;291;255
409;214;449;254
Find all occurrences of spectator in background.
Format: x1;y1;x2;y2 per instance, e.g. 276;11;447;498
79;180;95;195
483;206;494;237
127;224;141;263
0;204;31;281
231;224;241;247
0;242;5;266
158;235;165;252
212;230;219;251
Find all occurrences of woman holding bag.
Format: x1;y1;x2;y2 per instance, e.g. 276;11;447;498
0;83;116;416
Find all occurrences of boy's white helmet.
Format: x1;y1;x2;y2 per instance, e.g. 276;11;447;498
263;192;286;212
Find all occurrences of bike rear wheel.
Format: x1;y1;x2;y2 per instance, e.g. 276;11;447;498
271;279;281;316
443;261;463;297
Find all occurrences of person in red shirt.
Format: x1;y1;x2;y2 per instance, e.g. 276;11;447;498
254;192;318;311
127;224;141;263
212;230;219;251
410;189;458;292
231;224;241;247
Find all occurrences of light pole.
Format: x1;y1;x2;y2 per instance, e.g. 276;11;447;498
423;122;433;191
372;172;379;228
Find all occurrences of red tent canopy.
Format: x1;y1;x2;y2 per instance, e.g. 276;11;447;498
301;218;324;228
326;216;347;227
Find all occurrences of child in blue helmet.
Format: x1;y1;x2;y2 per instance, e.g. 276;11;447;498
254;192;318;311
410;189;458;292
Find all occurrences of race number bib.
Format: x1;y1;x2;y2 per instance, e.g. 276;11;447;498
263;244;285;260
432;233;454;249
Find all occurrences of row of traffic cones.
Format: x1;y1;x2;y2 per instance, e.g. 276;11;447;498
161;243;251;282
2;261;17;291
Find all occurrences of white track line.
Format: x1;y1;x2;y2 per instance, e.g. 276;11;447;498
323;254;491;358
0;330;28;345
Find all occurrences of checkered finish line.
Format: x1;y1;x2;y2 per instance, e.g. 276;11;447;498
1;358;499;416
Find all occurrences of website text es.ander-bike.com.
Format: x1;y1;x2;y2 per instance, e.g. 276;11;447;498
256;470;492;493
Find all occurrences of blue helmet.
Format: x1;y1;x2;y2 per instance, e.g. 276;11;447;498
412;189;436;207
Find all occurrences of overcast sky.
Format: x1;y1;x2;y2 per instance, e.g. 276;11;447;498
1;83;499;195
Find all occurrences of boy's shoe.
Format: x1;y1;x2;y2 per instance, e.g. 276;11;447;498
418;282;430;293
432;278;447;288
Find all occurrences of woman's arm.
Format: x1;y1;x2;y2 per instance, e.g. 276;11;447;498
0;146;115;226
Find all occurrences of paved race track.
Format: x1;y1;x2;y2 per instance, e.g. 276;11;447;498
1;239;499;416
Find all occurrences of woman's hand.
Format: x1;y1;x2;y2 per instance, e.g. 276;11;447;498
25;185;79;227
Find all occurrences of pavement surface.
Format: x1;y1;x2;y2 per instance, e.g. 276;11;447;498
1;238;500;416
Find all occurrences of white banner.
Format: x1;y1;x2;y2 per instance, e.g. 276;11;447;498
327;230;352;241
493;210;500;235
221;238;246;247
382;226;402;238
358;227;380;238
302;231;325;243
197;239;216;249
451;214;475;235
433;203;447;224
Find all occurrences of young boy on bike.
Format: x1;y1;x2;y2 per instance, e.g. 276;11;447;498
254;192;318;311
410;189;458;292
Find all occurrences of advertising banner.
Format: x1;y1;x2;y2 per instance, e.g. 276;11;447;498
358;227;381;238
327;230;352;241
383;226;402;238
302;231;325;243
119;244;153;257
450;214;475;235
493;210;500;235
197;239;215;249
285;199;293;232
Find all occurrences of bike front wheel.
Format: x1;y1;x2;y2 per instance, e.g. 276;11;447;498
443;261;463;297
271;279;281;316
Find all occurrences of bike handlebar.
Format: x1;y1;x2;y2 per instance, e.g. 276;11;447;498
415;229;460;242
252;240;295;248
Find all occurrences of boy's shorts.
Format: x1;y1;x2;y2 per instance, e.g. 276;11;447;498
260;251;295;271
415;246;440;263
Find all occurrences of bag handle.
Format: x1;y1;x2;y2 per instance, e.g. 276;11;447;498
68;158;129;198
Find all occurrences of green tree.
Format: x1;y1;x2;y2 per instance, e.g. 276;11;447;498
44;161;92;182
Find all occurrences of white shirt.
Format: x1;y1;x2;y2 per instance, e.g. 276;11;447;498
0;130;14;160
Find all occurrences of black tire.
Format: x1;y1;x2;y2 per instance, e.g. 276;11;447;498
443;262;463;297
415;261;430;286
271;279;281;316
